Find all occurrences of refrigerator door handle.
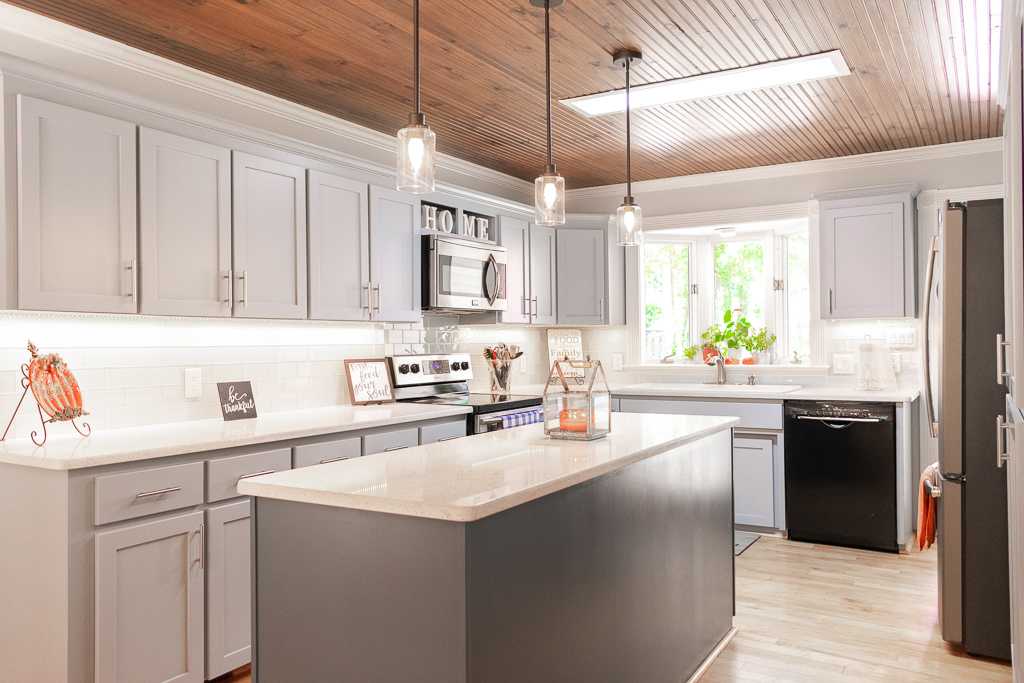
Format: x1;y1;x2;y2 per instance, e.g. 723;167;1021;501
922;234;940;438
997;415;1012;468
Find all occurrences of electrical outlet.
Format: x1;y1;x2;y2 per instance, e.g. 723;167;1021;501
612;353;624;371
831;353;855;375
891;353;903;375
184;367;202;400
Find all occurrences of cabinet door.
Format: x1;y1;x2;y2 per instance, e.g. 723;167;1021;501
232;152;308;319
529;224;558;325
95;510;204;683
821;202;905;318
499;216;531;324
206;501;252;679
140;128;231;317
17;96;138;313
557;228;606;325
733;436;775;528
369;186;421;322
308;170;371;320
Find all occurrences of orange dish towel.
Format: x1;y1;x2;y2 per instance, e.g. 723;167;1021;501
917;463;940;551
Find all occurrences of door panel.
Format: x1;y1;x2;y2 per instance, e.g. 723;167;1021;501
308;170;370;320
232;152;307;319
369;186;421;322
733;436;774;527
529;224;557;325
498;216;530;324
557;228;606;325
140;128;231;316
17;96;138;313
206;501;253;678
95;510;204;683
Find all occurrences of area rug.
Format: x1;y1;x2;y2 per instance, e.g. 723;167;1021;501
734;531;760;556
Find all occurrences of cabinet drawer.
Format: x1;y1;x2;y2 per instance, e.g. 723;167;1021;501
95;462;204;526
364;427;419;455
617;398;783;430
206;448;291;502
293;437;362;468
419;419;466;444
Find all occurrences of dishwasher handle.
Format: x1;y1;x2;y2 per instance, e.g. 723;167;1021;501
795;415;883;424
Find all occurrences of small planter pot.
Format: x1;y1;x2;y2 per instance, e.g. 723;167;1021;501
701;346;720;363
741;356;757;365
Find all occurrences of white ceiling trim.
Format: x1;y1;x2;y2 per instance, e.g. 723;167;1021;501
569;137;1004;200
0;2;534;202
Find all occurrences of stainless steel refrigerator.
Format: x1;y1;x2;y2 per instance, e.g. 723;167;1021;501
924;199;1011;660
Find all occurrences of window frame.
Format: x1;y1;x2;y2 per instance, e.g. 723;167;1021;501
637;236;698;363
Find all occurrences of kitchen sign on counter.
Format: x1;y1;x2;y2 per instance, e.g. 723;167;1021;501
217;381;258;421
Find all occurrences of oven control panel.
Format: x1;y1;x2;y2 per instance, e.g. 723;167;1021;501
388;353;473;386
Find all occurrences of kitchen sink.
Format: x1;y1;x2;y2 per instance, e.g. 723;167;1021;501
619;383;802;396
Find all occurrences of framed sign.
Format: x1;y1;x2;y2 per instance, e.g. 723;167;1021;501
216;381;258;421
345;358;394;405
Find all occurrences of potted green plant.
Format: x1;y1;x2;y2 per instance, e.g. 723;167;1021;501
744;326;777;364
699;324;724;362
720;309;750;364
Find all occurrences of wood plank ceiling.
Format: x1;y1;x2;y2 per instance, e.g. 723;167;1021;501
7;0;1004;188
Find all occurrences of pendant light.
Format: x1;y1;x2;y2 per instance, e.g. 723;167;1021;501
531;0;565;226
614;48;643;247
396;0;436;194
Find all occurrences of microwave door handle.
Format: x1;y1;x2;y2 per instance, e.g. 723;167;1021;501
483;254;499;306
922;234;940;438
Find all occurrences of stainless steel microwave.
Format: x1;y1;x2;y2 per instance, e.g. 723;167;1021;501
423;235;507;312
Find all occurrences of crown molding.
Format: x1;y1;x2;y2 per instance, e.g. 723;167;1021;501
0;2;533;204
568;137;1004;200
642;202;810;232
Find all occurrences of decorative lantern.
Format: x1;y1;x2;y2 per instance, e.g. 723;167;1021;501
543;358;611;441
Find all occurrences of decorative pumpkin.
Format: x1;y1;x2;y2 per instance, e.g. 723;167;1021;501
26;341;86;422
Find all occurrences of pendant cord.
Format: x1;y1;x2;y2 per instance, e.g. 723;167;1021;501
414;0;421;115
545;1;553;169
625;56;632;198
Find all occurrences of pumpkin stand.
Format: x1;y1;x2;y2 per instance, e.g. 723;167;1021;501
1;341;91;447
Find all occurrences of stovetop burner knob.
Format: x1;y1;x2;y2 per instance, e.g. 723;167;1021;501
398;364;410;374
410;363;421;373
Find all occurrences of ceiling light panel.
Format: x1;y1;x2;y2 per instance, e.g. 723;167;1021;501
563;50;850;117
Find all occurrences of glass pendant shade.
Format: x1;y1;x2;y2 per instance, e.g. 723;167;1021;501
534;170;565;225
616;201;643;247
396;120;436;194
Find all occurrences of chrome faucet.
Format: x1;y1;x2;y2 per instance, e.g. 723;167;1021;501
707;355;727;385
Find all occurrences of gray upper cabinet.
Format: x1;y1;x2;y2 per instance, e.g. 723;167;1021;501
95;510;205;683
140;128;232;317
529;224;558;325
369;186;421;322
819;191;916;319
17;96;138;314
498;215;531;324
232;152;308;319
308;170;371;321
206;500;253;679
557;228;607;325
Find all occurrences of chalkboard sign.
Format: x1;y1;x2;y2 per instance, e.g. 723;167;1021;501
345;359;394;405
216;381;258;421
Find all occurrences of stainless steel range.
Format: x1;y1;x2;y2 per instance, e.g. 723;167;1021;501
387;353;542;434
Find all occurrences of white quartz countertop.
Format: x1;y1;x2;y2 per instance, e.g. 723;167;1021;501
237;412;739;522
0;403;472;471
614;383;920;403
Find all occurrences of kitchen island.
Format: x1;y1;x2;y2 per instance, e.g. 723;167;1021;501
239;412;739;683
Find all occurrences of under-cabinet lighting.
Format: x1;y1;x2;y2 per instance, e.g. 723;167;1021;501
562;50;850;117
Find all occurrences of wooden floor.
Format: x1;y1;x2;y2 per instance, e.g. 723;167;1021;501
224;536;1012;682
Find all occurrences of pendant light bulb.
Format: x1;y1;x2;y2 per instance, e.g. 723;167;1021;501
614;48;643;246
396;0;436;194
532;0;566;226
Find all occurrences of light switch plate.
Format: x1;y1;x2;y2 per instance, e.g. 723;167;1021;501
184;367;202;400
831;353;855;375
612;353;624;371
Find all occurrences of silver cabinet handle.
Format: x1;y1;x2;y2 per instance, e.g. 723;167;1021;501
135;486;181;499
238;270;248;308
190;523;205;570
124;259;137;306
438;435;461;442
237;469;275;482
997;333;1011;385
521;296;527;316
319;456;354;464
531;297;538;318
383;445;409;452
828;288;833;316
922;235;939;438
373;283;382;316
997;415;1012;468
361;283;371;312
222;269;234;305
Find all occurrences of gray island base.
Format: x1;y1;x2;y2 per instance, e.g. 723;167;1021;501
245;415;737;682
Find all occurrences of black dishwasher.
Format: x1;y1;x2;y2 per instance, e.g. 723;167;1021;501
784;401;898;553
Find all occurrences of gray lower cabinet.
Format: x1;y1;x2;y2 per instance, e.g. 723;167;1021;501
733;436;775;528
364;426;419;455
419;419;467;444
206;501;253;679
293;436;362;468
95;510;205;683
